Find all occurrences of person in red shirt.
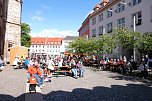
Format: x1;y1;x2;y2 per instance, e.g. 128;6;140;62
28;61;44;88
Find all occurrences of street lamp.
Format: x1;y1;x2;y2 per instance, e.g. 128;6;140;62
133;16;136;62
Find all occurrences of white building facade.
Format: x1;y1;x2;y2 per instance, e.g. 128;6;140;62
29;37;63;57
88;0;152;59
89;0;152;37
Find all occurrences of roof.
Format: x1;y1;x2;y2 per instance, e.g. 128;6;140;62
31;37;63;45
63;36;78;40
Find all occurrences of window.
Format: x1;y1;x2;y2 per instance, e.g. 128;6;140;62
107;10;113;18
8;43;13;48
47;45;49;48
132;11;142;26
32;45;34;48
92;17;96;25
92;29;96;37
36;45;37;48
39;45;41;48
117;3;125;13
132;0;141;6
117;17;125;28
107;22;113;33
98;26;103;36
43;46;44;48
58;46;60;48
98;13;103;22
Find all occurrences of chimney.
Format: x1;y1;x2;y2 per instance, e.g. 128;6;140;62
93;4;100;11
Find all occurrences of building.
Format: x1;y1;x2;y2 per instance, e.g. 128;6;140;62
79;0;152;58
30;37;63;57
78;14;90;39
30;36;78;58
62;36;78;54
4;0;22;62
0;0;8;55
89;0;152;37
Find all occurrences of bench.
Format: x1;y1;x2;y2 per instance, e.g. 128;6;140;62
54;66;71;77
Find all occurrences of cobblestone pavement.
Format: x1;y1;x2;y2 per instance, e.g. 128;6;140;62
0;65;27;101
42;67;152;101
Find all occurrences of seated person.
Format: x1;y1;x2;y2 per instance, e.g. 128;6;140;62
70;58;78;79
28;61;44;88
13;56;21;69
0;57;4;68
113;59;117;65
77;60;84;78
109;59;114;64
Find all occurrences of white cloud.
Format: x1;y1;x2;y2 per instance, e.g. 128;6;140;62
32;16;43;21
42;5;51;9
31;11;43;21
30;28;79;38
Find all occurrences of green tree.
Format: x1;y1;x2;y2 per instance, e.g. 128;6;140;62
21;23;31;47
68;37;88;55
112;28;140;54
137;32;152;54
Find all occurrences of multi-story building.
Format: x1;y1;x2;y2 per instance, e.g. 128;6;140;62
0;0;8;55
4;0;22;62
78;15;90;39
30;37;63;57
89;0;152;38
30;36;78;58
79;0;152;58
62;36;78;54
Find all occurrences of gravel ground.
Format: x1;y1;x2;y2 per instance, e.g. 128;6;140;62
0;66;27;101
42;67;152;101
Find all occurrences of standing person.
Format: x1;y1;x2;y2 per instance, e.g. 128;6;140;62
28;61;44;88
47;57;55;77
25;57;30;69
145;55;149;68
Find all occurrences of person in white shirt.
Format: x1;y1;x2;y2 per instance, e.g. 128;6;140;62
13;56;20;69
47;57;55;77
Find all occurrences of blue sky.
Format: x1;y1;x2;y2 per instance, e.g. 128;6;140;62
22;0;101;37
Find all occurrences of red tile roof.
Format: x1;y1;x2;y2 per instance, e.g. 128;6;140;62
31;37;63;45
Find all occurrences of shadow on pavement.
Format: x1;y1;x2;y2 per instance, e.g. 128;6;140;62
109;75;152;86
0;84;152;101
42;84;152;101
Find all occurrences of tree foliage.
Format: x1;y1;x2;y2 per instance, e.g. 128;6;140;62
68;34;116;55
21;23;31;47
68;28;152;57
112;28;140;52
137;32;152;54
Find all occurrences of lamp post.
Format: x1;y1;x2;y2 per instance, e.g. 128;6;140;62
133;16;136;62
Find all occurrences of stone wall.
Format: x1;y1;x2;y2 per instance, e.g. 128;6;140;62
4;0;22;62
0;0;7;55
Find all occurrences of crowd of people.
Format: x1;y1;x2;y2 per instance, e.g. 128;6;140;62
13;55;85;89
